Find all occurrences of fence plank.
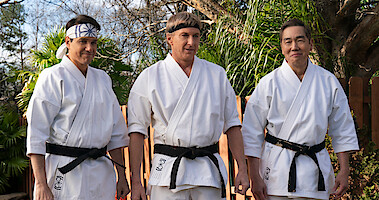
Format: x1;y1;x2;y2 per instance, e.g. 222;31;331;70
372;77;379;148
349;77;364;128
219;133;231;200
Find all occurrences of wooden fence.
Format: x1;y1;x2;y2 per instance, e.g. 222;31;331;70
348;77;379;148
16;77;378;200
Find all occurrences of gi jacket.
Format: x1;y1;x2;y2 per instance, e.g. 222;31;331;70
242;59;359;199
27;56;129;200
128;54;241;192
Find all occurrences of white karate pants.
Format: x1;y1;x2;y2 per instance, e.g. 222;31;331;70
268;196;326;200
150;186;226;200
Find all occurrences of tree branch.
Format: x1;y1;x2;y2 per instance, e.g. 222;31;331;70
0;0;24;7
342;4;379;64
182;0;237;23
336;0;360;19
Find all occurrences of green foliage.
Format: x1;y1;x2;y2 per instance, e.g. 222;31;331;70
0;105;27;194
16;26;65;116
325;124;379;199
0;3;27;62
198;0;326;97
0;3;28;101
16;26;133;115
91;36;133;105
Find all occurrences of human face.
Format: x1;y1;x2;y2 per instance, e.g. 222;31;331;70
66;36;97;69
280;26;312;69
167;27;200;66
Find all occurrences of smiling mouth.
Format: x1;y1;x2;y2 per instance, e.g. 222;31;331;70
291;53;302;57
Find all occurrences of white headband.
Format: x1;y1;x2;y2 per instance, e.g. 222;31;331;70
56;23;98;59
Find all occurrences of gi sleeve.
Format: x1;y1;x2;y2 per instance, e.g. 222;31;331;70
328;79;359;153
127;70;152;137
223;74;242;133
26;69;61;156
241;80;270;158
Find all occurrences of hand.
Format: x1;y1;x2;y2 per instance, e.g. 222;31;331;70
234;171;250;195
131;181;147;200
116;178;130;200
331;171;349;199
250;175;267;200
34;182;54;200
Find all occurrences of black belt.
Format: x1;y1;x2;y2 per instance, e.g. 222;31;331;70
265;133;326;192
46;143;125;174
154;144;226;198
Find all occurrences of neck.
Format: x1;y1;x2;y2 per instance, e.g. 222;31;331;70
67;55;88;76
171;54;194;77
288;60;308;81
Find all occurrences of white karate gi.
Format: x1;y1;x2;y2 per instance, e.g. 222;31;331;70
242;59;359;200
26;56;129;200
128;54;241;194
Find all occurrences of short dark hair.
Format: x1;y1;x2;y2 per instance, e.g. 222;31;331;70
279;18;311;41
66;15;101;31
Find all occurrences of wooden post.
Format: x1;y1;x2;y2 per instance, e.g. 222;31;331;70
372;77;379;148
219;133;231;200
349;77;364;128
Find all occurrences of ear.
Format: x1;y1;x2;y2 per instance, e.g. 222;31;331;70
65;36;71;48
166;33;173;46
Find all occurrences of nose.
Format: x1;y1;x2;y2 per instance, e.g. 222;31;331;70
85;43;95;52
187;36;195;46
291;41;299;50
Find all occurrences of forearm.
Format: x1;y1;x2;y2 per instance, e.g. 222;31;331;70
336;151;350;175
108;147;126;181
129;132;145;184
247;156;261;179
226;126;247;171
30;154;48;187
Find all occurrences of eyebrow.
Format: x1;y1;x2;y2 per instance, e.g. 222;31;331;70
78;38;98;42
283;35;306;41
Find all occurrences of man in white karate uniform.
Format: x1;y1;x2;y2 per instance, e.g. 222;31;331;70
242;19;359;200
27;15;129;200
128;12;249;200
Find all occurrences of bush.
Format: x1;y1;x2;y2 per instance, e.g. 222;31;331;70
0;104;27;194
326;125;379;199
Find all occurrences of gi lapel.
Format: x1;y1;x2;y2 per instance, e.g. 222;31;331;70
62;56;86;90
165;56;201;145
277;60;315;140
64;67;95;146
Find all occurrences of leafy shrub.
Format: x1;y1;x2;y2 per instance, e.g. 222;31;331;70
0;104;27;193
326;124;379;199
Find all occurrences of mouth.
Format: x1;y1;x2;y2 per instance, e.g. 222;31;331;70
184;49;196;54
291;53;302;57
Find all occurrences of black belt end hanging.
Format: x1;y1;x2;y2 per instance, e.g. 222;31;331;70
265;134;326;193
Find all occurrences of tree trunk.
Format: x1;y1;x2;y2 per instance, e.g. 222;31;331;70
313;0;379;78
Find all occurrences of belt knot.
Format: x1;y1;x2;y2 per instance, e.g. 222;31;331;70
88;148;105;159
